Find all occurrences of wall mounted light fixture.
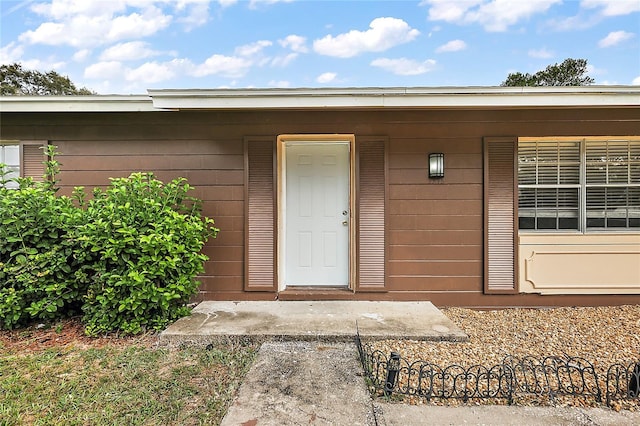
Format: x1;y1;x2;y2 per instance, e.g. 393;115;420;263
429;153;444;179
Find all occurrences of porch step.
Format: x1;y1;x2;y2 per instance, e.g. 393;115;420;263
159;301;468;346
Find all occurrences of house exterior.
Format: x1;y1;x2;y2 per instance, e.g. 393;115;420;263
1;86;639;307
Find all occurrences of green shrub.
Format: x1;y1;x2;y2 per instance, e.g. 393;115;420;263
1;148;217;334
76;173;217;335
0;175;86;329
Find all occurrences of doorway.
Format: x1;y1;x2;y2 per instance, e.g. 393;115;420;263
278;135;355;289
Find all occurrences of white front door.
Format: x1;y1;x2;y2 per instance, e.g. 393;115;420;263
285;143;350;286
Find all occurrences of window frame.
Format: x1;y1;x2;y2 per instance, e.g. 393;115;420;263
518;136;640;234
0;140;21;189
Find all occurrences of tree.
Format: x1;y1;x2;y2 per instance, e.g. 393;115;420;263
0;63;95;95
501;58;595;87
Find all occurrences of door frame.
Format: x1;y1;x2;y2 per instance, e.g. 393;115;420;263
276;134;356;291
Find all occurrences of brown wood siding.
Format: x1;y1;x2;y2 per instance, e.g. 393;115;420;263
356;137;388;291
1;107;639;307
387;137;483;294
244;137;277;291
52;136;246;298
483;137;518;293
20;140;47;181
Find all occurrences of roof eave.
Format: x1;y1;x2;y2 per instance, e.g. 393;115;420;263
148;86;640;110
0;95;160;112
1;86;639;112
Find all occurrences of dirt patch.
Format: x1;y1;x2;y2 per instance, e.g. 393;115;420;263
0;317;157;353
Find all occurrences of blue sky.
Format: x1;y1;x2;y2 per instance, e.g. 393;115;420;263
1;0;639;94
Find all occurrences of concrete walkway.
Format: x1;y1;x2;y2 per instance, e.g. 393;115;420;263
376;403;640;425
221;341;375;426
160;301;640;425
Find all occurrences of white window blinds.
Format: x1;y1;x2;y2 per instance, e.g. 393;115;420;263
518;137;640;232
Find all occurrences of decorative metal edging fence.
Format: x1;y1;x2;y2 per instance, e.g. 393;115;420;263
356;333;640;408
606;362;640;407
503;355;602;403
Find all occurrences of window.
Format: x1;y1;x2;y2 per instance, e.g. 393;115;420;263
0;142;20;189
518;137;640;232
585;140;640;229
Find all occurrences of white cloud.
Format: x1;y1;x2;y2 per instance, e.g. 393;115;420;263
587;64;607;75
73;49;91;62
20;5;173;48
582;0;640;16
598;31;634;48
0;41;68;72
82;56;204;88
270;53;298;67
545;13;601;31
0;41;25;63
193;54;253;78
18;1;214;48
468;0;562;31
316;72;337;83
249;0;294;9
279;35;308;53
30;0;127;20
632;76;640;85
370;57;437;76
218;0;238;7
235;40;273;57
528;48;554;58
19;21;65;45
126;61;176;83
547;0;639;31
18;59;66;72
423;0;483;21
84;61;124;80
436;39;467;53
2;0;37;17
107;7;172;41
313;17;420;58
83;36;272;86
100;41;164;61
176;0;211;30
423;0;562;32
29;0;215;20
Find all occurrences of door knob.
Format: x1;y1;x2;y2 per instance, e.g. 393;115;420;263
342;220;348;226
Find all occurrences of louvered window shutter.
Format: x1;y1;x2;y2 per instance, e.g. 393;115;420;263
244;137;277;291
357;137;387;291
484;137;518;293
20;141;48;182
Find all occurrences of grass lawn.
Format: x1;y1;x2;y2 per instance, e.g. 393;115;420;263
0;319;258;425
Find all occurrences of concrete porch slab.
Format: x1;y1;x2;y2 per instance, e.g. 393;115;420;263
159;301;467;345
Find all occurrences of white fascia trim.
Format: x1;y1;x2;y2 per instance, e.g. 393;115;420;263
1;87;639;112
148;86;640;110
0;95;159;112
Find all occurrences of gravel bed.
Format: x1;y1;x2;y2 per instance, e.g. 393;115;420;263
369;305;640;410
